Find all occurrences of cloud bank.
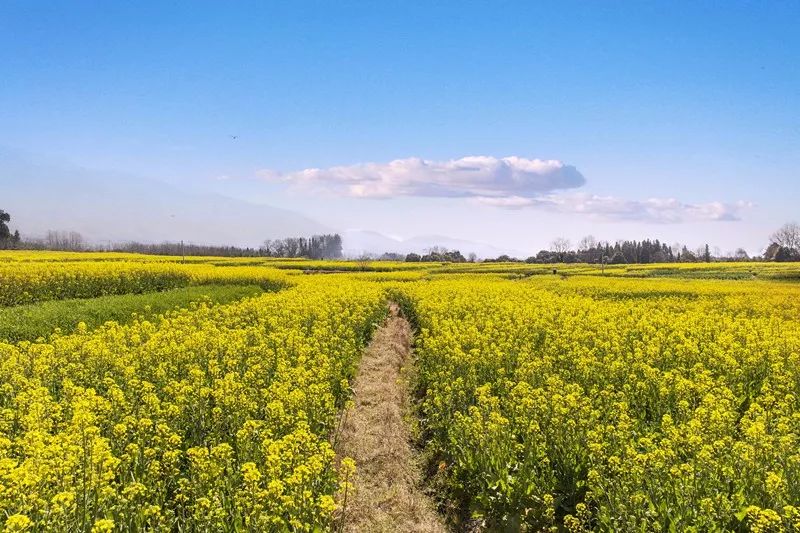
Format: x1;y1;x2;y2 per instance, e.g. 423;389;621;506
260;156;585;199
258;155;750;223
475;195;753;223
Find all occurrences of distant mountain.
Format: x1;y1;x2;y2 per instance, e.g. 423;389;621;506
343;229;526;259
0;149;328;247
341;230;403;256
2;149;532;257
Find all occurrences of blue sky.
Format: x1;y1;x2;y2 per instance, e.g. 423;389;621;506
1;1;798;254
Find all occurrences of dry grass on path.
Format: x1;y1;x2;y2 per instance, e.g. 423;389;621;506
334;303;446;533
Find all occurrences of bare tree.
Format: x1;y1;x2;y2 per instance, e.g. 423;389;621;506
550;237;571;262
356;254;371;271
578;235;597;251
260;234;343;259
426;245;448;255
45;230;85;251
550;238;571;254
770;222;800;252
67;231;84;250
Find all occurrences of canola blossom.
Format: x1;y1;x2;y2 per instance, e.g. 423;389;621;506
0;261;293;307
0;279;385;531
402;276;800;531
1;251;800;532
0;262;190;307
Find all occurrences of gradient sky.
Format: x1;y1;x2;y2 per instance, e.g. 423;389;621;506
2;1;798;254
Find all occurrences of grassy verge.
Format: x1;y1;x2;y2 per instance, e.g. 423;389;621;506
0;284;263;343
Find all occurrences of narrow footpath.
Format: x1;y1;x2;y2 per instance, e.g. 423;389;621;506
335;303;446;533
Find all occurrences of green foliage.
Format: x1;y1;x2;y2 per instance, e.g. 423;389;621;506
3;250;800;530
0;280;386;531
403;277;800;530
0;262;192;306
0;284;263;343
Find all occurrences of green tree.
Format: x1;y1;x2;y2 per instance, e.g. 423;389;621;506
609;251;627;264
774;246;798;262
0;210;11;241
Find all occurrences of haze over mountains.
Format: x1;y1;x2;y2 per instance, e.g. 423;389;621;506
342;230;524;259
0;149;325;246
1;149;513;257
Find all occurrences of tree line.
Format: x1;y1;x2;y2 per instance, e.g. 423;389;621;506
116;234;343;259
401;223;800;264
482;223;799;264
764;222;800;261
2;206;798;263
114;241;264;257
0;209;344;258
520;237;714;264
261;234;343;259
405;246;468;263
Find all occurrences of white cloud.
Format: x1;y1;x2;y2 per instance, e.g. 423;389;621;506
256;154;752;223
258;156;585;199
475;194;753;223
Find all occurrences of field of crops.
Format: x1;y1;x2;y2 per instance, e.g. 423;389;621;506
404;277;800;531
0;277;385;530
1;251;799;531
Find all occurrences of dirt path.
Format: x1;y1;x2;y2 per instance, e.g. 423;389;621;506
335;303;446;533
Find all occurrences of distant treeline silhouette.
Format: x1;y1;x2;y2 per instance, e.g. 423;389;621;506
405;246;467;263
476;239;724;264
2;205;799;262
116;234;344;259
480;229;799;263
114;241;264;257
525;238;701;264
403;229;799;264
261;234;343;259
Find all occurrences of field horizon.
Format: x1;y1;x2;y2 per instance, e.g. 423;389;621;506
1;250;800;530
3;1;798;530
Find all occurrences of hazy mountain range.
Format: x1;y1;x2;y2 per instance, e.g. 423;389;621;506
1;149;518;258
342;230;525;259
1;149;327;247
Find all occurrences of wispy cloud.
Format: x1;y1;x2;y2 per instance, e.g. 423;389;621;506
475;194;753;222
256;155;751;223
258;156;585;198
